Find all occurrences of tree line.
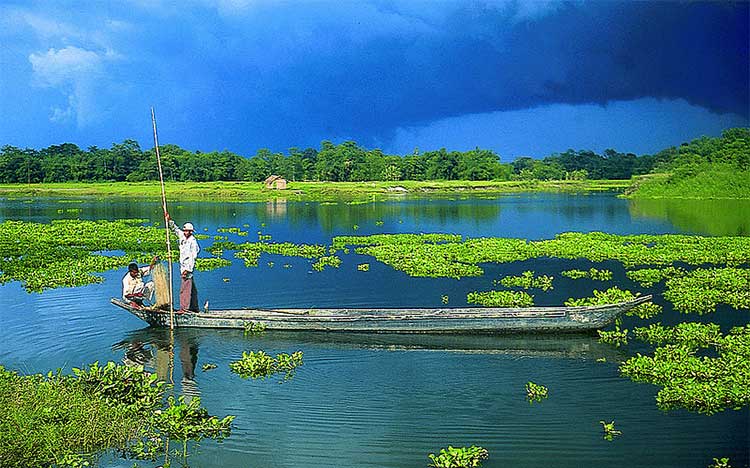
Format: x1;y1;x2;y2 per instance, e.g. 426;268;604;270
0;128;745;184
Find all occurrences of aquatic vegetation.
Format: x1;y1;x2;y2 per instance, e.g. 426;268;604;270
217;227;247;235
375;220;384;226
663;268;750;314
561;268;612;281
0;361;233;468
229;350;303;381
564;287;636;306
597;320;629;347
467;290;534;307
0;219;165;292
243;321;267;337
497;271;554;291
626;302;663;319
626;266;685;288
357;263;370;271
149;395;234;461
195;257;232;271
621;323;750;414
333;232;750;280
441;295;449;304
201;363;217;372
560;269;587;279
525;381;548;402
267;261;274;267
599;420;622;441
312;255;342;271
213;235;228;241
233;241;326;267
428;446;489;468
708;458;733;468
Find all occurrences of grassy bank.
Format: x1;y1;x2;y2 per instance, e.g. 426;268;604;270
0;179;629;203
626;166;750;200
0;362;233;467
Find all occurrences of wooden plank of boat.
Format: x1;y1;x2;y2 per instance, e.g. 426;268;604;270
110;294;652;333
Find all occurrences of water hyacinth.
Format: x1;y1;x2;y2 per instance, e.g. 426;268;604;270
229;350;303;381
525;381;549;402
561;267;612;281
497;271;554;291
621;323;750;414
467;290;534;307
312;255;342;271
663;268;750;314
626;266;685;288
428;445;489;468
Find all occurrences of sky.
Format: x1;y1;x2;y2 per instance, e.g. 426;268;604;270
0;0;748;160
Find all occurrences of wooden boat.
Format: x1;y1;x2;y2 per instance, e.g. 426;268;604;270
111;294;652;334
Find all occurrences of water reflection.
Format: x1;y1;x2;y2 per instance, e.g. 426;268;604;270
116;327;625;361
628;198;750;236
113;329;200;400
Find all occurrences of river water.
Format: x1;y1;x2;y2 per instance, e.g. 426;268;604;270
0;193;748;468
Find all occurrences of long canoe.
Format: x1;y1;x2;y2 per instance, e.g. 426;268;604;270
111;295;652;333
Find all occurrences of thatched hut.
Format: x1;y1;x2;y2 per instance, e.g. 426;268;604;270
264;175;287;190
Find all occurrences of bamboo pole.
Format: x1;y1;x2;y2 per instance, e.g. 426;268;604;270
151;107;175;329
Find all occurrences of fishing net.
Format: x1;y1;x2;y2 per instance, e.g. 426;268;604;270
151;262;171;310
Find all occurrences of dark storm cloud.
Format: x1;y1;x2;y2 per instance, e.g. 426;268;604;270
198;0;747;148
2;0;747;153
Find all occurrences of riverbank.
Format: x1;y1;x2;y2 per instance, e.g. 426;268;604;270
624;167;750;200
0;179;629;203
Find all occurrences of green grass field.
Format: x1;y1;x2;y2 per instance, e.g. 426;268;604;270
0;179;630;203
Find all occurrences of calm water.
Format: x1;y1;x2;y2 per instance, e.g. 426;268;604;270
1;193;748;468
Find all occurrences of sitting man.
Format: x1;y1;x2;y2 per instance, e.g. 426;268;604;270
122;257;158;308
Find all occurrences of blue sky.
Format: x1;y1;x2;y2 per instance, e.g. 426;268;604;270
1;0;747;160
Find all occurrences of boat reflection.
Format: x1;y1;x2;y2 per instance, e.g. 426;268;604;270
112;330;200;400
115;327;626;363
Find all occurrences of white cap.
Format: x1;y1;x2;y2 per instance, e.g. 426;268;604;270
183;222;194;231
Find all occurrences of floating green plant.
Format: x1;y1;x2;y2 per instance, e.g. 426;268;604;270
626;302;663;319
229;350;303;381
312;255;342;271
0;219;165;292
664;268;750;314
332;232;750;279
561;267;612;281
357;263;370;271
201;363;217;372
441;295;449;304
195;257;232;271
708;458;733;468
497;271;554;291
626;266;685;288
564;287;636;306
428;445;489;468
599;420;622;441
467;290;534;307
561;269;587;279
242;321;267;337
233;241;326;267
598;320;629;347
525;381;548;402
621;323;750;414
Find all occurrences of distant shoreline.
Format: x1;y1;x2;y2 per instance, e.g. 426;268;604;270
0;180;631;202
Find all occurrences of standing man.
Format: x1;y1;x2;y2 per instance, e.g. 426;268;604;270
166;213;200;312
122;256;159;308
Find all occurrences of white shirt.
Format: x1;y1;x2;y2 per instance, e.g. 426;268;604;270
169;220;200;273
122;265;152;299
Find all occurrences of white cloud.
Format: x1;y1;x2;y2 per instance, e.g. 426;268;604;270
29;46;111;126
